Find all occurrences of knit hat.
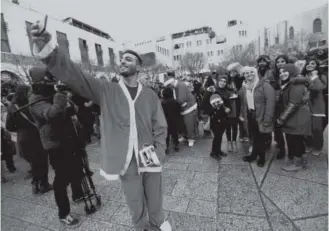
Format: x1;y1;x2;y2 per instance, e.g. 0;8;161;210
257;55;271;64
281;64;298;78
122;50;143;65
210;94;223;106
218;75;228;81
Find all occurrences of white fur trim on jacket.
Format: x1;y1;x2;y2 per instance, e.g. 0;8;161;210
32;38;57;59
181;103;197;115
100;169;119;181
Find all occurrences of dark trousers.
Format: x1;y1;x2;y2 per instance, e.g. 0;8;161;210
305;116;324;151
48;145;84;219
285;134;305;159
248;111;270;161
238;120;247;138
323;95;328;131
166;125;178;149
274;126;286;153
210;119;227;153
31;151;49;186
226;118;238;142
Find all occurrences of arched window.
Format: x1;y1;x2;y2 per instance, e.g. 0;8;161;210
289;27;294;39
313;18;322;33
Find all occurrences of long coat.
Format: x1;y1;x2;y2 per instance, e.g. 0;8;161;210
279;78;312;136
240;78;276;133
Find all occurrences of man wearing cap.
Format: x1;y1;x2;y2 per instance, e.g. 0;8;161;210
30;22;171;231
164;71;198;147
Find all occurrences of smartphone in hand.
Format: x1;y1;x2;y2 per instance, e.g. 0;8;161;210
37;15;48;36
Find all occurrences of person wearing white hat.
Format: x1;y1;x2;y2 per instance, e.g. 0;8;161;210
164;71;198;147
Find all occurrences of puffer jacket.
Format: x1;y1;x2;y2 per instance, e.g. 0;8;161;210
278;77;312;136
29;92;79;150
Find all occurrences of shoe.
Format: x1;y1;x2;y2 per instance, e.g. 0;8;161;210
178;137;186;143
257;159;265;167
305;147;312;153
188;139;195;147
86;170;94;177
282;157;302;172
281;159;294;170
243;155;256;163
227;141;232;152
60;214;80;227
219;151;227;157
276;152;285;160
239;137;244;142
312;150;321;156
174;145;179;152
39;183;53;194
160;220;172;231
232;142;238;152
72;195;85;203
32;182;39;194
248;146;253;154
210;152;221;161
244;137;249;142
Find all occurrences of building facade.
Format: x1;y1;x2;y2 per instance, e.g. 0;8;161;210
1;0;119;81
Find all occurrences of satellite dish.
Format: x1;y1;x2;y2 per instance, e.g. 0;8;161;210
216;35;226;44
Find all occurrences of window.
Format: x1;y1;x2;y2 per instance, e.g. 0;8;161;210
313;18;322;33
56;31;70;58
108;47;115;66
239;31;242;37
25;21;33;54
218;50;220;56
79;38;89;64
180;43;184;48
289;27;294;39
206;39;210;44
197;40;202;46
265;38;269;49
1;13;10;52
245;30;247;36
210;51;213;56
95;43;103;66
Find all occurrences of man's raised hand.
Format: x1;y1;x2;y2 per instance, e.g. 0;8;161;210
30;20;52;54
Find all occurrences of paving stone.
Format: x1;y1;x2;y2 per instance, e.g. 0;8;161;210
269;154;328;185
99;186;126;203
1;216;50;231
1;183;32;199
295;215;328;231
75;218;131;231
250;151;275;186
188;159;219;173
163;162;189;170
187;199;217;218
163;195;189;213
162;177;177;195
172;179;217;201
193;172;218;183
110;205;132;227
22;190;57;209
217;165;265;217
261;193;297;231
92;170;122;188
1;197;37;218
216;214;270;231
167;211;217;231
88;200;122;222
262;173;328;219
162;169;195;180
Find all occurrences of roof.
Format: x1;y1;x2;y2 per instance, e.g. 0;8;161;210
63;17;114;41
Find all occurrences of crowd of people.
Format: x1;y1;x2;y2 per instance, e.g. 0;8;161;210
0;19;327;231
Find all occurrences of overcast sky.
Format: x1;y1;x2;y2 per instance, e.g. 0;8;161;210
24;0;327;42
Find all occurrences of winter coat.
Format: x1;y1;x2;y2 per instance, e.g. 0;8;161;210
29;92;79;150
201;88;231;121
240;77;276;133
278;78;312;136
5;103;45;159
306;74;327;117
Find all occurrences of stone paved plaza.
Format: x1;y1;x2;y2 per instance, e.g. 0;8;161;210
1;131;328;231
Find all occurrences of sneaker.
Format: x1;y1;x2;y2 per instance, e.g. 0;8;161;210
248;146;253;154
60;214;80;227
210;152;221;161
305;147;312;153
188;140;195;147
257;159;265;167
160;220;172;231
312;150;321;156
239;137;244;142
32;182;39;194
178;137;186;143
244;137;249;142
39;183;53;194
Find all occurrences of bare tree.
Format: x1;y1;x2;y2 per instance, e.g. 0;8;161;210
180;52;206;76
222;42;258;67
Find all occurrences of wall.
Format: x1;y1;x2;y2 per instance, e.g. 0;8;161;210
1;0;119;66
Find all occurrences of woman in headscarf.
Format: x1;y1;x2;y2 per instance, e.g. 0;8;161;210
277;64;311;171
240;66;276;167
6;84;52;194
301;58;327;156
